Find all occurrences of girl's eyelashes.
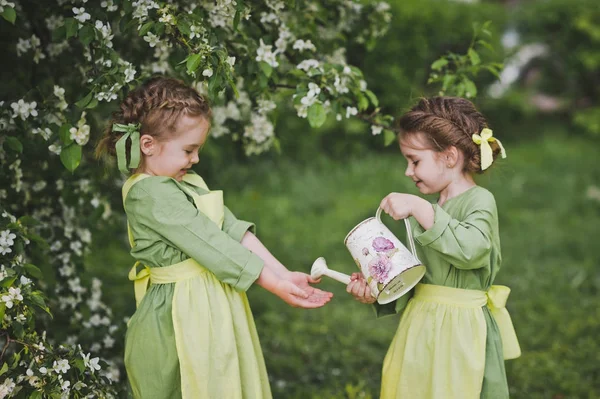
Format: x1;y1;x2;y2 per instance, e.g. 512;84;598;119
412;160;419;166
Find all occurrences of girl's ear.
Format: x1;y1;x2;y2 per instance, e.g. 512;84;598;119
139;134;156;156
445;146;460;168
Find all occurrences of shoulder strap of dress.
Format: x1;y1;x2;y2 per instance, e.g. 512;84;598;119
122;173;152;205
182;173;209;191
122;174;151;249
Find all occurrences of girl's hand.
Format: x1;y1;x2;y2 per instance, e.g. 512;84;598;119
380;193;418;220
346;273;376;304
285;271;333;302
274;279;332;309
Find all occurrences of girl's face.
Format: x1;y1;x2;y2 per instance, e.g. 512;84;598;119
140;115;210;181
399;133;452;195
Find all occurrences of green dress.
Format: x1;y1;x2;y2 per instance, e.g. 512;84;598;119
122;172;272;399
376;186;520;399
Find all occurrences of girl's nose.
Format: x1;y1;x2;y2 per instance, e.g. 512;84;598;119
191;152;200;164
405;165;413;177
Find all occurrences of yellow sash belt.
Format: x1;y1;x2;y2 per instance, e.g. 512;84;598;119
414;283;521;360
128;259;207;307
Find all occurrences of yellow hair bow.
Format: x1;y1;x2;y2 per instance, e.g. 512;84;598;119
472;128;507;171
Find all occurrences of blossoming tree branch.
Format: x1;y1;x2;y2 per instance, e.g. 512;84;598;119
0;0;397;396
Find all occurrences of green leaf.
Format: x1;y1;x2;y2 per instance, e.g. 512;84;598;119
0;362;8;377
59;124;73;145
52;25;66;41
259;61;272;78
18;215;38;227
186;53;202;74
1;7;16;24
442;74;456;92
476;39;495;52
85;98;99;109
28;391;43;399
29;292;48;311
468;48;481;66
60;144;82;172
357;93;369;111
4;136;23;153
0;304;5;324
24;263;43;279
464;79;477;98
138;21;154;37
75;92;93;109
79;24;95;46
1;276;16;288
65;18;79;39
233;10;241;30
365;90;379;107
383;129;396;146
178;19;191;37
307;103;326;128
431;58;448;71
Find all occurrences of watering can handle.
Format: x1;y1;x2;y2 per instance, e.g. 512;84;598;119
376;207;420;262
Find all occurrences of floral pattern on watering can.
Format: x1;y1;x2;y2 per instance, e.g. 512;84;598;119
344;208;426;304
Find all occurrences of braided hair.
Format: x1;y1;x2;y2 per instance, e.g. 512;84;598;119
396;97;501;174
95;76;211;162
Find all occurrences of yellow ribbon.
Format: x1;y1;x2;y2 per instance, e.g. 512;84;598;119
472;128;507;171
486;285;521;360
128;261;151;308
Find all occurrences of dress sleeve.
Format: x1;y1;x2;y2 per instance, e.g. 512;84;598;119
126;177;264;292
412;198;496;270
222;206;256;242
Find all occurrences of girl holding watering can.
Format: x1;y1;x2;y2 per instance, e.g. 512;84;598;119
348;97;520;399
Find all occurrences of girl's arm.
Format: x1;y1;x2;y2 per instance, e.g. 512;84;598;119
241;231;333;300
240;232;289;277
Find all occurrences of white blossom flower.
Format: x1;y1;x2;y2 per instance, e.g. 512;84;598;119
124;65;136;82
244;113;274;144
0;230;16;247
297;59;320;72
61;379;71;391
2;287;24;308
143;32;160;48
0;378;16;397
371;125;383;135
226;56;236;67
11;99;38;120
189;24;204;39
257;99;276;114
72;7;91;23
292;39;316;52
202;68;213;78
255;39;279;68
346;106;358;118
101;0;117;12
48;143;62;155
82;353;101;372
68;112;90;146
260;12;278;25
14;313;26;323
16;37;32;56
53;359;71;374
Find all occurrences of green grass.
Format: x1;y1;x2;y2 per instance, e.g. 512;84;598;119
89;131;600;398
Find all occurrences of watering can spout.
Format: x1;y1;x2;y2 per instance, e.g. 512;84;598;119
310;257;351;285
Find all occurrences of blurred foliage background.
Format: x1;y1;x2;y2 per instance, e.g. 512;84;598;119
87;0;599;397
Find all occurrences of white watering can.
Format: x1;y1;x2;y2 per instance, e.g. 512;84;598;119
311;208;426;304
